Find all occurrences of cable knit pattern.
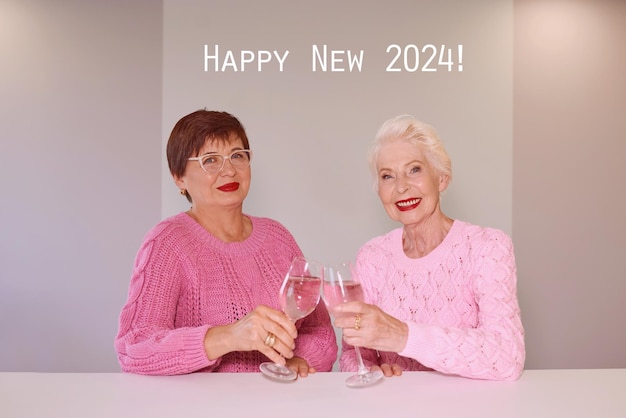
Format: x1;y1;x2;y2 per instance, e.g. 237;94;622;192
115;212;337;375
340;220;525;380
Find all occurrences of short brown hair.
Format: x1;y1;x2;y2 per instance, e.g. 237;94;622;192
166;109;250;179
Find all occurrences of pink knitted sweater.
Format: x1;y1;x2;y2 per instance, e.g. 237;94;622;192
115;212;338;375
340;220;525;380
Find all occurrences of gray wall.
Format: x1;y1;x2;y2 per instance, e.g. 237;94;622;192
0;0;162;371
161;0;514;265
0;0;624;372
161;0;513;372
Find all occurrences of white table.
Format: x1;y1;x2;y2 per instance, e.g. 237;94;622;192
1;369;624;417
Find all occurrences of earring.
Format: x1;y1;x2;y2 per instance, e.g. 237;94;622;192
179;189;187;195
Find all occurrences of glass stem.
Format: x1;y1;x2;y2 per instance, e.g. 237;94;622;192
354;346;369;376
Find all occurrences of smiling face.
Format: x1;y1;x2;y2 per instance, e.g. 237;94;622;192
375;138;449;226
174;132;251;211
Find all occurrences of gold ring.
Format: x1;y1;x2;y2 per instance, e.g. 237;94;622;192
264;332;276;347
354;314;361;330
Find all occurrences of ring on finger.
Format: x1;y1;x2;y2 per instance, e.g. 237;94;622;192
264;332;276;347
354;314;361;330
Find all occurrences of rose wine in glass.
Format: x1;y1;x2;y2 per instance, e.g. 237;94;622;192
259;256;322;381
323;262;383;388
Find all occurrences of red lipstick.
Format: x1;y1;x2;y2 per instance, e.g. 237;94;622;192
395;198;421;212
217;182;240;192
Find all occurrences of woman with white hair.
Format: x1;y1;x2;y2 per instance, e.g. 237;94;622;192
333;115;525;381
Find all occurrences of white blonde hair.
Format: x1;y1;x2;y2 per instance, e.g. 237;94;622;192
367;114;452;190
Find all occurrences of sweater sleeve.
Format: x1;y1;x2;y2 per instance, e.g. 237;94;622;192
339;343;380;372
114;230;214;375
399;230;526;380
293;301;338;371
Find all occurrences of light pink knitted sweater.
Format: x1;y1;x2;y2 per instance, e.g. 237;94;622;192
115;212;338;375
340;220;525;380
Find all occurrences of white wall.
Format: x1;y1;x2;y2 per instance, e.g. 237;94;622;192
514;0;626;369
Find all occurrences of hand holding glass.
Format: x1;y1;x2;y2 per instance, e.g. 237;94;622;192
259;257;323;381
323;262;383;387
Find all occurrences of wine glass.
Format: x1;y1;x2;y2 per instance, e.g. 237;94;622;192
259;256;323;381
322;261;384;388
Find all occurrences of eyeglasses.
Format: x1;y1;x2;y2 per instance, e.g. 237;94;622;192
188;149;252;173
